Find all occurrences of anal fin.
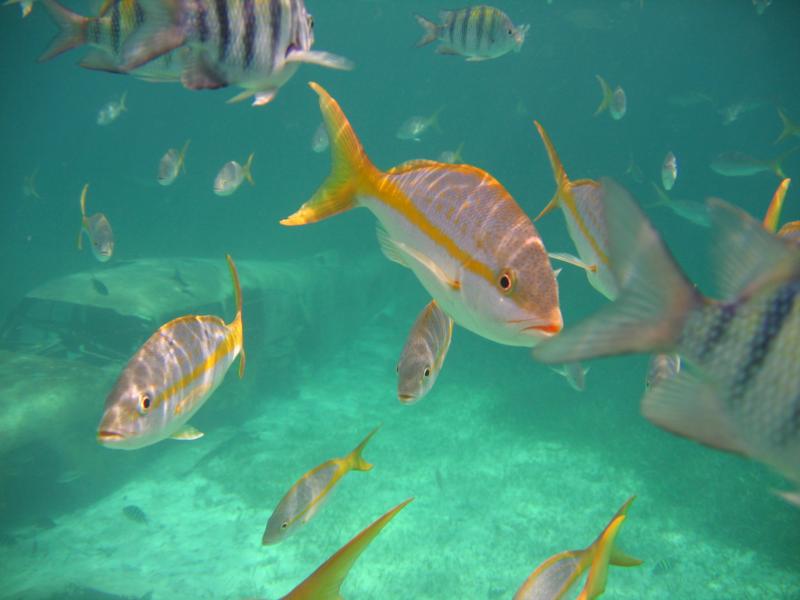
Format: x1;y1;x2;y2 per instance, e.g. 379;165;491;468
171;424;203;441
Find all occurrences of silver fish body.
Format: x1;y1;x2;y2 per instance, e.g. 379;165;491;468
661;151;677;191
415;5;529;61
397;299;453;403
214;154;254;195
78;184;114;262
96;94;126;125
158;149;182;185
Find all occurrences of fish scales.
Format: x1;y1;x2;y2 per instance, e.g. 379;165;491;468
280;462;339;528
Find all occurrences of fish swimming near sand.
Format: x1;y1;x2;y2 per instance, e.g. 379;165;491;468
97;255;245;450
534;178;800;505
281;83;563;348
262;426;379;544
514;496;642;599
78;184;115;262
122;504;148;524
396;299;453;404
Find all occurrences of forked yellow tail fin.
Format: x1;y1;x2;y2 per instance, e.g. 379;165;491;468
280;82;379;226
594;75;612;116
775;108;800;145
281;498;412;600
225;254;245;378
348;424;381;471
243;152;255;186
179;139;191;173
763;178;790;232
533;120;571;221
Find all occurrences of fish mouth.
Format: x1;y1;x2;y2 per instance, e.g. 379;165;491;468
398;393;417;404
97;430;124;443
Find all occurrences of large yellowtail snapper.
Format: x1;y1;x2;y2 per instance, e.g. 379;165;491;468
282;83;563;348
119;0;353;106
534;178;800;505
97;255;245;449
77;183;114;262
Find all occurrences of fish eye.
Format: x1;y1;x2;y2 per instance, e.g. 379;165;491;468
307;15;314;29
497;269;516;294
281;522;288;529
139;393;152;413
423;367;431;377
507;28;513;35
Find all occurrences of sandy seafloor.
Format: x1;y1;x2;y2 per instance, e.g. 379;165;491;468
2;316;799;600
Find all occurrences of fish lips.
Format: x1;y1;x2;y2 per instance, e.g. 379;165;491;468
97;429;125;445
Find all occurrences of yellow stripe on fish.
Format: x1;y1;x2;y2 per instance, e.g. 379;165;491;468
97;255;244;450
281;82;562;348
262;426;379;545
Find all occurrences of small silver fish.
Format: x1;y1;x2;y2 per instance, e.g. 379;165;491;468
77;184;114;262
396;108;442;142
262;426;379;545
213;153;255;196
96;92;127;126
645;353;681;390
661;151;677;191
595;75;626;120
438;142;464;164
549;362;589;391
710;151;791;178
311;122;329;153
158;140;190;186
397;299;453;404
415;6;529;61
650;183;709;227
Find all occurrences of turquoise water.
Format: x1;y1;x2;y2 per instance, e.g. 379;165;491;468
1;0;800;598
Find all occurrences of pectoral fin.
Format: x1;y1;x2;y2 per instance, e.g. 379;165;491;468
548;252;598;273
376;226;460;290
171;424;203;441
286;49;353;71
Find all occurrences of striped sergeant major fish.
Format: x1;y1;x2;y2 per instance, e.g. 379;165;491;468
396;299;453;404
415;5;529;62
281;83;563;348
514;496;642;600
97;255;245;449
276;499;412;600
534;178;800;506
119;0;353;106
534;121;618;301
77;184;114;262
262;426;379;545
38;0;185;82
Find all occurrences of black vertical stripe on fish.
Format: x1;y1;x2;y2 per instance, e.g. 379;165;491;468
214;0;230;61
731;280;798;409
487;8;496;45
446;12;455;45
197;2;209;42
90;20;101;44
243;0;256;67
269;0;282;72
111;2;121;54
475;6;486;51
697;302;737;361
459;9;469;49
773;390;800;446
133;0;144;27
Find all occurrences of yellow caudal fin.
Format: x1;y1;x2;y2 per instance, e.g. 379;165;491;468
280;82;379;226
77;183;89;250
347;424;381;472
775;108;800;144
593;75;612;116
179;139;191;173
763;178;790;232
225;254;245;378
533;120;570;221
770;146;800;179
281;498;412;600
243;152;255;186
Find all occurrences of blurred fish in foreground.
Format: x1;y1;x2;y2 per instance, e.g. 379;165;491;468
534;179;800;505
661;151;677;191
77;184;114;262
775;108;800;144
710;149;795;179
23;167;40;200
414;6;529;61
214;153;255;196
282;83;562;348
96;91;127;126
534;121;618;300
514;496;642;599
311;122;329;153
4;0;34;17
158;139;190;186
274;498;412;600
262;426;379;544
396;108;443;142
396;299;453;404
649;182;709;227
645;354;681;390
97;255;245;449
594;75;626;120
119;0;353;106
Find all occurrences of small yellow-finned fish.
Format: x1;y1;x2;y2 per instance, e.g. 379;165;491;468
97;255;245;449
438;142;464;164
534;121;617;301
5;0;34;17
415;6;529;61
776;108;800;144
710;149;796;179
534;179;800;506
397;299;453;404
214;153;255;196
594;75;626;120
661;151;677;191
649;182;710;228
158;139;191;186
277;498;412;600
396;107;443;142
97;91;127;126
77;183;114;262
282;83;562;348
514;496;642;600
262;426;380;545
